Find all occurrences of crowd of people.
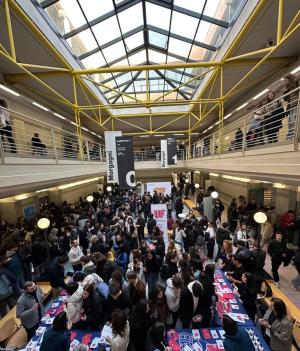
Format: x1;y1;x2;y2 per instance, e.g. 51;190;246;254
0;183;299;351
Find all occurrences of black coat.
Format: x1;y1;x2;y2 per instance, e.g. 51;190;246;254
82;291;104;330
179;283;203;328
216;227;230;247
49;257;66;289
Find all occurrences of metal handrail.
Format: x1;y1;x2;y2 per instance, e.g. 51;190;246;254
190;86;300;158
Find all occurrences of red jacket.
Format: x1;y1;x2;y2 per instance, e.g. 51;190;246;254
280;212;294;229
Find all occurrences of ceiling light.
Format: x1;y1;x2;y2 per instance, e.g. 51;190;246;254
290;66;300;74
202;129;208;134
236;103;248;111
82;127;89;132
0;84;20;97
211;191;219;199
214;121;220;126
191;133;198;135
154;134;165;137
174;133;184;136
32;102;49;111
70;121;78;126
37;218;50;230
53;112;66;120
224;113;232;120
253;89;269;100
225;136;229;140
36;189;49;193
253;211;267;224
97;135;102;138
139;135;149;138
207;126;213;130
90;131;97;136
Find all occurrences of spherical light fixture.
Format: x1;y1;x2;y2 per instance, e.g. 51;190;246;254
253;211;267;224
185;178;189;183
195;183;200;189
211;191;219;199
106;185;112;192
86;195;94;203
37;218;50;230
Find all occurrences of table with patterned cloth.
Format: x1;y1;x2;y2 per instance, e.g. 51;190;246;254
167;326;270;351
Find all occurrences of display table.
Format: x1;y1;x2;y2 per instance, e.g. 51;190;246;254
213;269;254;327
24;294;109;351
167;326;270;351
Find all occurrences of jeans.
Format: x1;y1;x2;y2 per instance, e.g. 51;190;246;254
271;258;283;282
146;272;158;297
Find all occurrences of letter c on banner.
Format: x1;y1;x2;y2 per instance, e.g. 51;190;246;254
126;171;136;187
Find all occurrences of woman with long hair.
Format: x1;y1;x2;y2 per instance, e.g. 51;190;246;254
106;309;130;351
81;283;104;330
129;299;150;351
238;272;257;321
148;285;170;325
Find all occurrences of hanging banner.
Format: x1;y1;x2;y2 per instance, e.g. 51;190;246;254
147;182;172;195
104;131;122;183
161;139;167;168
151;203;168;244
116;136;136;189
167;137;177;165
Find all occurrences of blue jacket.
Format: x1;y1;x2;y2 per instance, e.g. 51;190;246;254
40;327;70;351
116;252;128;271
223;328;254;351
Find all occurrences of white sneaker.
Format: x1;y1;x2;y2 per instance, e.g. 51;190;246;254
275;282;280;288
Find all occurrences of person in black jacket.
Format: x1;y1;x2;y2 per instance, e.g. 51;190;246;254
179;280;204;328
81;284;104;330
250;241;266;278
215;222;231;262
291;242;300;290
199;264;216;327
144;251;161;296
147;214;156;236
49;255;68;297
238;272;257;321
130;299;150;351
105;283;130;322
268;232;287;287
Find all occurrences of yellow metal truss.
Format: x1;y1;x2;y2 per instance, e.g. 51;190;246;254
0;0;299;144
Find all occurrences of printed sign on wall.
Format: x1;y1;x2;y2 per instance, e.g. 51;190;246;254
167;137;177;165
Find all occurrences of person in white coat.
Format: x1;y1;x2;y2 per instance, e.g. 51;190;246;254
65;283;83;327
106;309;130;351
68;240;84;272
165;275;183;328
174;223;186;251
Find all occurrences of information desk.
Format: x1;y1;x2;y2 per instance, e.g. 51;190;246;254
213;269;254;327
167;326;270;351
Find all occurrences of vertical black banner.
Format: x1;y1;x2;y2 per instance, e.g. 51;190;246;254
167;137;177;165
116;136;136;189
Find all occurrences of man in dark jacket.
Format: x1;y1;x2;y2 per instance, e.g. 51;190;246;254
147;214;156;236
268;232;287;287
136;211;146;240
215;222;231;262
49;255;68;297
179;280;204;328
250;241;266;278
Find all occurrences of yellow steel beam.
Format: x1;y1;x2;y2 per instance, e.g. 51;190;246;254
114;117;149;133
6;71;72;80
190;112;200;122
72;76;78;107
191;103;220;132
20;63;71;72
220;66;224;99
74;61;222;75
224;22;300;99
4;0;16;60
123;130;189;136
218;102;224;154
146;70;150;103
154;113;188;132
282;10;300;38
200;69;219;118
149;113;152;134
0;46;74;108
78;98;220;111
82;75;142;103
224;47;274;62
153;68;216;103
111;117;115;131
277;0;284;44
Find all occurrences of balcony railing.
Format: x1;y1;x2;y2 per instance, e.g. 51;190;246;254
189;86;300;159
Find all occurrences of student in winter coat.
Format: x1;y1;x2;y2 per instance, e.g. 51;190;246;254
268;232;287;287
199;264;216;327
105;283;130;322
106;310;130;351
80;256;96;275
237;273;257;321
81;284;104;330
148;285;170;325
179;280;204;328
65;283;83;327
124;270;146;306
144;251;161;296
40;312;71;351
116;244;128;272
165;276;183;328
130;299;150;351
222;314;254;351
259;298;292;351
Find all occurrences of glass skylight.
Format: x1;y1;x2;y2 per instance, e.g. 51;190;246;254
39;0;247;103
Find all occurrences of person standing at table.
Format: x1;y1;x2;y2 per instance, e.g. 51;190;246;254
237;272;257;321
222;314;254;351
259;298;292;351
68;239;84;272
105;309;130;351
49;255;68;298
40;311;71;351
226;255;245;286
16;281;45;341
268;232;287;288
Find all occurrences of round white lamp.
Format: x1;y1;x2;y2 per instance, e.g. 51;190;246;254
195;183;200;189
86;195;94;203
253;211;267;224
106;185;112;192
178;213;187;219
185;178;189;183
211;191;218;199
37;217;50;230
